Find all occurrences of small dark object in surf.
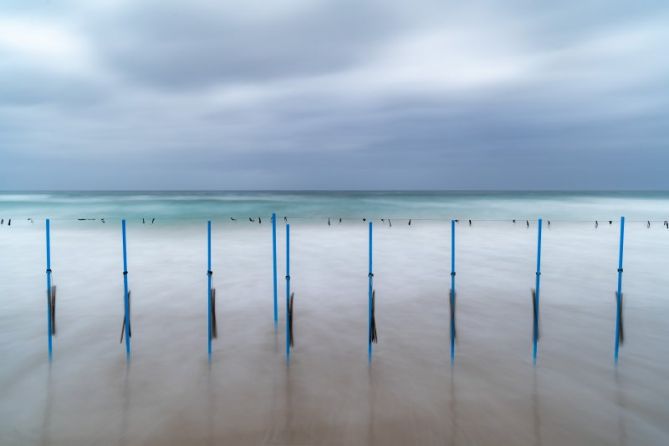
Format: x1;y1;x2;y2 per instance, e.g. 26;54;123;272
526;220;530;228
388;219;392;227
328;218;331;226
531;288;540;341
120;291;132;343
609;221;613;225
547;220;551;227
595;220;599;228
647;221;651;228
210;288;217;339
1;219;3;224
408;219;411;226
381;219;385;222
48;285;57;335
665;220;668;229
449;289;456;340
78;218;86;221
339;218;342;223
230;217;236;221
468;219;472;226
151;218;155;224
616;292;624;344
288;292;295;348
369;290;378;344
28;218;34;224
363;218;366;222
513;219;516;223
101;218;106;224
8;219;11;226
249;217;255;222
284;216;287;223
142;218;145;224
258;217;262;224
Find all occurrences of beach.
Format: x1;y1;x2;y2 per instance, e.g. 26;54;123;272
1;192;669;445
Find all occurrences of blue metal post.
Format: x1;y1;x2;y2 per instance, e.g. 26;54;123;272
46;219;52;360
121;220;131;359
286;223;291;362
615;216;625;363
450;219;456;363
368;221;373;362
207;220;212;358
272;213;278;330
533;218;543;364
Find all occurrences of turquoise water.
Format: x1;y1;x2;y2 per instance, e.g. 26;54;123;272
1;191;668;222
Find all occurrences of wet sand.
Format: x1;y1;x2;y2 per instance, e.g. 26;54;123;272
1;220;668;445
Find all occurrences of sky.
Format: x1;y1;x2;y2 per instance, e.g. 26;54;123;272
0;0;668;190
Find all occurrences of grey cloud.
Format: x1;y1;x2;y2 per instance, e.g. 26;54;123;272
0;68;105;107
0;1;668;190
89;0;405;88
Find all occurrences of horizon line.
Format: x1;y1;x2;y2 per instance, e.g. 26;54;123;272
1;189;669;194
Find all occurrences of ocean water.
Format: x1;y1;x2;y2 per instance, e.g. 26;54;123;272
1;192;669;445
1;191;669;223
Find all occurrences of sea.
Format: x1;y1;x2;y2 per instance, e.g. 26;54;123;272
1;191;668;445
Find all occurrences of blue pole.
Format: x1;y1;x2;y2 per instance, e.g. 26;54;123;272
272;213;278;331
46;219;52;360
450;219;456;363
533;218;543;364
207;220;212;358
285;223;291;362
368;221;373;362
615;216;625;363
121;220;131;359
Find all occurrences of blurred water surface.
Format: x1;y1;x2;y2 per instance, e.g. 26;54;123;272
1;192;668;445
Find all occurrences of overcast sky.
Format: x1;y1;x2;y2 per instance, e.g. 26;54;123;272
0;1;667;190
